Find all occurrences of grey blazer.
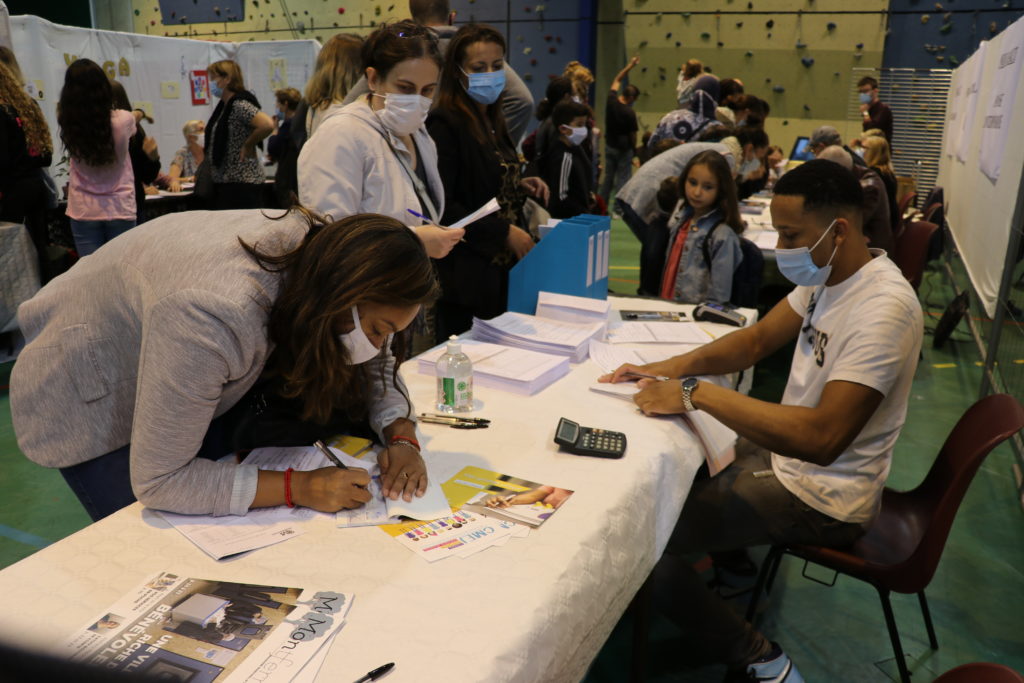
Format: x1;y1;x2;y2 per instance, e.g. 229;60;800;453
11;210;411;516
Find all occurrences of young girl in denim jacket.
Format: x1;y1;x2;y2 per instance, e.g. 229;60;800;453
659;150;744;304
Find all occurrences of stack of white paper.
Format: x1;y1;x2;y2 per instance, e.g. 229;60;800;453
606;320;712;345
418;339;570;395
536;291;611;332
471;312;604;363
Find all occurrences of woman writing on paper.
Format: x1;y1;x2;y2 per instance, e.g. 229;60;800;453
298;21;463;260
427;23;550;342
11;208;437;521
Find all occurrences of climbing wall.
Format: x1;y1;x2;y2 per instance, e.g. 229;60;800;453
610;0;886;151
128;0;593;127
884;0;1024;69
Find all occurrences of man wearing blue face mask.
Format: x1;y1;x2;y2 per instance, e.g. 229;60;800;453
858;75;893;145
538;100;595;219
600;159;922;682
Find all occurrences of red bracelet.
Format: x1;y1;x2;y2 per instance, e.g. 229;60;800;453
390;435;421;451
284;467;295;508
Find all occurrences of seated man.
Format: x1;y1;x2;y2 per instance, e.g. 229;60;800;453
601;159;923;681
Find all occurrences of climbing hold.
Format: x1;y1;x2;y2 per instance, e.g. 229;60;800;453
766;19;774;29
803;104;811;111
745;50;754;57
934;2;943;9
767;32;772;38
856;42;864;49
990;21;998;33
134;8;139;15
701;32;711;40
530;58;537;66
524;46;532;54
338;7;345;13
827;22;836;31
796;40;807;48
943;12;952;21
718;41;725;47
782;120;789;126
949;55;960;65
801;56;814;67
921;14;930;24
939;22;952;34
548;46;556;53
676;41;681;47
666;32;672;39
736;22;743;28
772;85;785;93
683;12;691;18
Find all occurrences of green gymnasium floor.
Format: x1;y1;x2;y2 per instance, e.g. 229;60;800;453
1;217;1022;681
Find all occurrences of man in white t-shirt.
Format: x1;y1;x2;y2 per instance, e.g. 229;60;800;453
601;159;923;682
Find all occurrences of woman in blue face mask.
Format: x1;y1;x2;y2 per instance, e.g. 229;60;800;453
204;60;275;210
427;23;551;342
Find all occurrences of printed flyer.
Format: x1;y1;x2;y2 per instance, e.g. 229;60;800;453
61;572;352;682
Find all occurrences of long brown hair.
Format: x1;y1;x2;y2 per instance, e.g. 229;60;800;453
57;59;114;166
241;208;440;423
0;63;52;158
434;23;511;148
676;150;744;233
305;33;364;111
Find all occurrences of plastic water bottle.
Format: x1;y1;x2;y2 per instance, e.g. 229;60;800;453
436;335;473;413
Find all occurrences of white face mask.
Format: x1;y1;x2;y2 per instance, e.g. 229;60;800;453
193;133;205;148
739;155;761;179
565;125;588;146
339;307;382;364
372;92;432;136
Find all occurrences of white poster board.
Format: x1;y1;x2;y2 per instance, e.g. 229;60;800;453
9;15;319;181
937;14;1024;318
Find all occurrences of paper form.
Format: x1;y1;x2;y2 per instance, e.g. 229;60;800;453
588;381;641;400
448;197;500;230
606;321;712;344
157;506;323;560
587;340;681;374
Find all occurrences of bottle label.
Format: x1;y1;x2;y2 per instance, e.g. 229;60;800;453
442;377;456;406
457;377;472;407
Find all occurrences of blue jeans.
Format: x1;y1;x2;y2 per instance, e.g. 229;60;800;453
599;145;634;201
59;414;234;521
70;218;135;257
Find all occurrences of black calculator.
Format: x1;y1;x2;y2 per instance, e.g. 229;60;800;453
554;417;626;459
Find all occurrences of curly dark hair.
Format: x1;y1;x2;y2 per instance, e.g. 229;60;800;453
58;59;115;166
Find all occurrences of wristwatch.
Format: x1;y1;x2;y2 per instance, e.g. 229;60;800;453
680;377;700;412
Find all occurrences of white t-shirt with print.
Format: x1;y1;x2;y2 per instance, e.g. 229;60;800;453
771;251;923;524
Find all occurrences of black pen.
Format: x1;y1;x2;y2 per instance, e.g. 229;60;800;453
353;661;395;683
313;440;348;470
420;413;491;424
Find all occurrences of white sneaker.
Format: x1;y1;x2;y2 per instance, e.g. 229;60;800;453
745;642;805;682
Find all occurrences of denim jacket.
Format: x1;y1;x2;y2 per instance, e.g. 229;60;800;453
662;201;743;304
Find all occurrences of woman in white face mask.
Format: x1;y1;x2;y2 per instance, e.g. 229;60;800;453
168;119;205;193
11;208;440;521
298;20;464;260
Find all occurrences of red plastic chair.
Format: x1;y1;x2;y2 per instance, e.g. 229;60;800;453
745;394;1024;683
893;220;938;291
935;663;1024;683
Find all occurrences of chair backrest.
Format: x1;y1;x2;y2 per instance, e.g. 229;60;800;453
921;201;943;225
905;394;1024;589
934;662;1024;683
893;220;938;290
894;191;918;239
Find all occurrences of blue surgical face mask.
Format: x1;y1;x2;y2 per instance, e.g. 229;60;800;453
775;219;838;287
210;80;223;98
859;92;872;105
461;67;505;105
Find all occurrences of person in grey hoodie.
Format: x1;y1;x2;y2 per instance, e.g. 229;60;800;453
299;20;463;259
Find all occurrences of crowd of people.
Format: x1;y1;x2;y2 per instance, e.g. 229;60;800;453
5;2;921;681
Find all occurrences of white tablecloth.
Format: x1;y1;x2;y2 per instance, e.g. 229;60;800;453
0;297;754;682
0;221;40;333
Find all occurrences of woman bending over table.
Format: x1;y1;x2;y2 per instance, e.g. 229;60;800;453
10;207;438;521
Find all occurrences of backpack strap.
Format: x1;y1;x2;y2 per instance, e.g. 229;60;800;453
701;221;723;272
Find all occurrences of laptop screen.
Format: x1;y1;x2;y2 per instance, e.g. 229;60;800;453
789;136;814;162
